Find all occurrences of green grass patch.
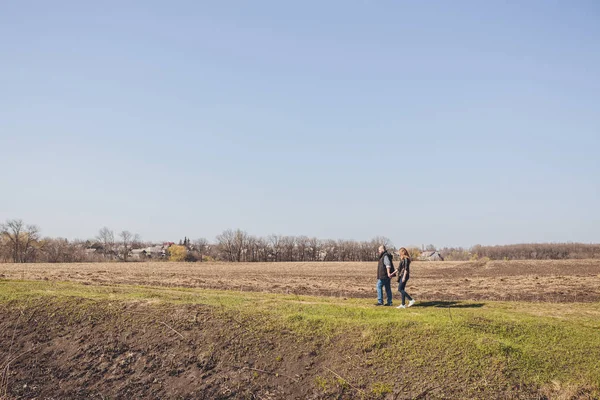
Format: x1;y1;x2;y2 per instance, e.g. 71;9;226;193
1;278;599;396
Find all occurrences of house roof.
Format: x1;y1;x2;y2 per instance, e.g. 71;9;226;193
144;246;163;253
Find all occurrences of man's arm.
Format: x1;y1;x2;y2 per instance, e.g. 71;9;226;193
384;255;393;278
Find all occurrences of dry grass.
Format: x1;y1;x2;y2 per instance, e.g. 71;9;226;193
0;259;599;302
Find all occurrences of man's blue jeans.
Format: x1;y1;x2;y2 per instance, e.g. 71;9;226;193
377;278;393;305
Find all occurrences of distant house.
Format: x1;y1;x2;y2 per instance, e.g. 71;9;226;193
127;246;168;260
144;245;166;258
420;251;444;261
130;249;146;260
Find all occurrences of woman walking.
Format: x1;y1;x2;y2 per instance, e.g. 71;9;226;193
396;247;415;309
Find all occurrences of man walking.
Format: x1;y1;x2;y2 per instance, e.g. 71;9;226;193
376;245;394;306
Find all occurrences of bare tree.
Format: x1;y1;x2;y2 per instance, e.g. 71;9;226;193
255;237;270;262
216;229;236;261
0;234;10;262
372;236;393;248
246;235;258;262
37;238;86;263
371;236;393;259
0;219;40;263
215;230;253;262
296;236;309;261
308;237;320;261
96;227;115;259
233;229;249;262
280;236;295;261
268;234;282;262
321;239;337;261
119;230;140;262
42;237;69;263
193;238;209;262
337;239;350;261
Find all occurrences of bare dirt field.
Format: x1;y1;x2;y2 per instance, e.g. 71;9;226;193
1;259;599;302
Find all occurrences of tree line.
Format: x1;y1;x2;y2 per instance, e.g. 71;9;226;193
0;219;396;263
0;219;144;263
213;229;398;262
439;243;600;261
1;218;598;263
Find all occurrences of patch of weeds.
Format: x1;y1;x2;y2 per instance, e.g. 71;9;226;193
371;382;392;397
315;375;328;392
336;377;350;390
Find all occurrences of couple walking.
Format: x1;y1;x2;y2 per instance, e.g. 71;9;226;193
376;245;414;308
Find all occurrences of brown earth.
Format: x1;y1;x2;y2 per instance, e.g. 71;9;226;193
0;298;549;400
1;259;599;302
0;299;329;400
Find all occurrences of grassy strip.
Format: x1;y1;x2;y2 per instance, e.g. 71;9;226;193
1;279;599;397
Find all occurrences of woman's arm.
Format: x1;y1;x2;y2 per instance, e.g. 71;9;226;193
401;259;408;282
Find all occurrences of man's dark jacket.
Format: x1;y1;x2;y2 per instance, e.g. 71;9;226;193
377;251;392;280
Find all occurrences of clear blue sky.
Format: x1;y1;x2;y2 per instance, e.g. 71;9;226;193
1;1;599;247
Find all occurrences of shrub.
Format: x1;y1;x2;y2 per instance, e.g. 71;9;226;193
168;245;187;262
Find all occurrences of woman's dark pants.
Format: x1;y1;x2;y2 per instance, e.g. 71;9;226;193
398;279;413;305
